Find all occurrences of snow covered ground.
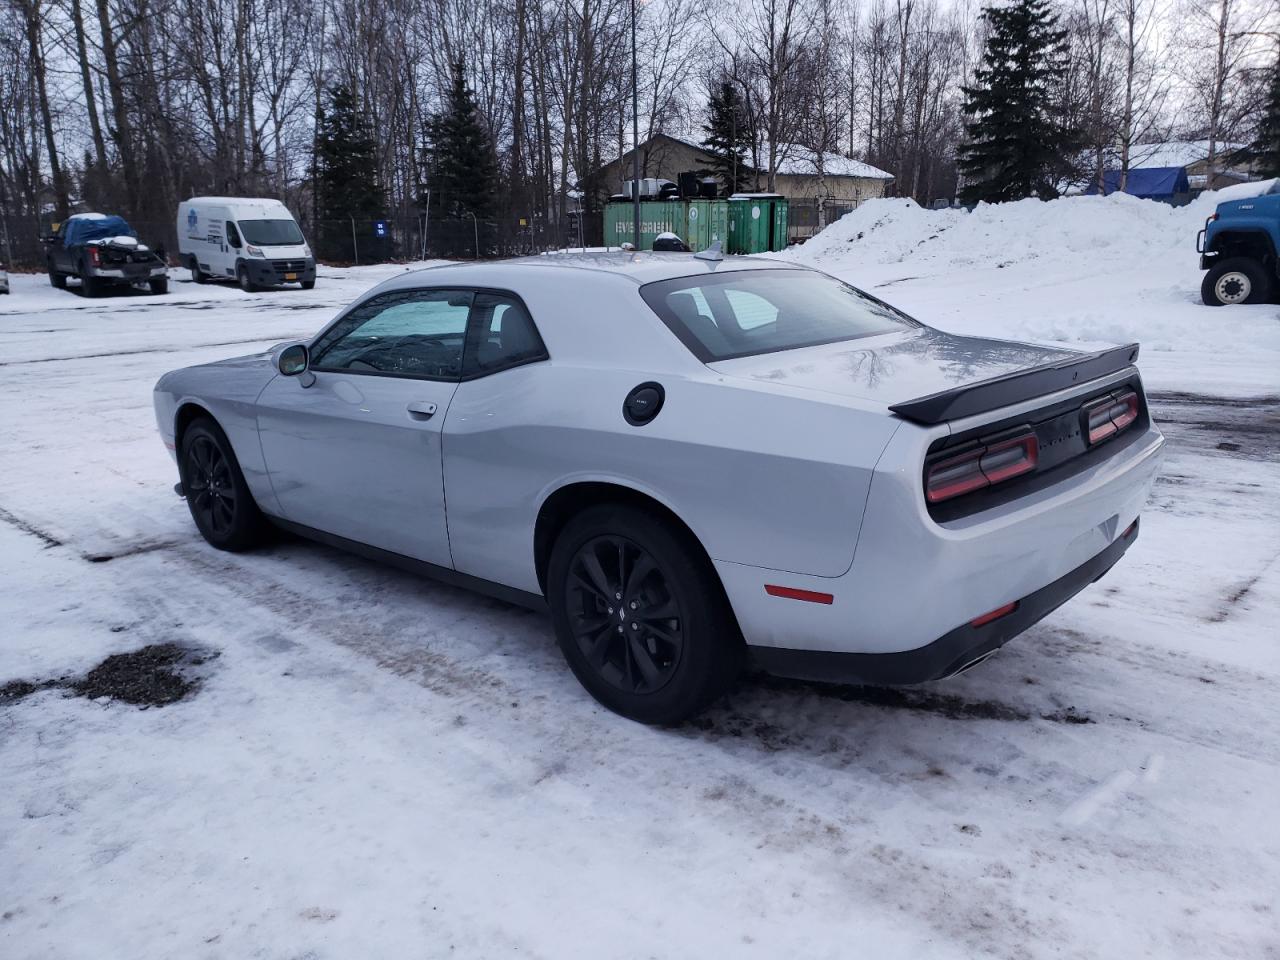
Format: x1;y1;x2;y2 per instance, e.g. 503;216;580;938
2;194;1278;959
774;182;1280;398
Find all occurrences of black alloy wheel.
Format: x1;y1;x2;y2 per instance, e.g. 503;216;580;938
565;534;685;696
548;503;741;724
185;434;238;540
179;418;268;551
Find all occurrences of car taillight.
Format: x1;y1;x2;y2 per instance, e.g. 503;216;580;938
926;429;1038;503
87;247;100;267
1082;390;1139;446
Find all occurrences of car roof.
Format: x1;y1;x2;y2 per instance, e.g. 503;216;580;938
379;252;805;289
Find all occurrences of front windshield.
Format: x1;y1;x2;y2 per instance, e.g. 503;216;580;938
238;219;304;246
640;269;917;362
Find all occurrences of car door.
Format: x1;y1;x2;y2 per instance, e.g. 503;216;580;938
52;223;73;273
255;287;472;567
441;290;551;591
224;220;243;278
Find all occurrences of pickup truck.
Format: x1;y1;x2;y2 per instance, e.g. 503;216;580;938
44;213;169;296
1198;184;1280;305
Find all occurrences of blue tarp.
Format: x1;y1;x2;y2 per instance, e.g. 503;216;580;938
62;215;136;246
1090;167;1190;200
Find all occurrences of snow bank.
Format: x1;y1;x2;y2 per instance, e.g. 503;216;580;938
776;183;1280;396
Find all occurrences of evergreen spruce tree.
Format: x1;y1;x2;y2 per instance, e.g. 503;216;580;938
1249;55;1280;178
313;84;387;261
702;81;752;196
422;61;499;224
957;0;1074;204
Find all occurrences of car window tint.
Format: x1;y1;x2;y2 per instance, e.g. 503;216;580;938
463;292;547;376
311;289;472;380
640;269;915;362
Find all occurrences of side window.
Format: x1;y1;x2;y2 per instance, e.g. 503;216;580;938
463;292;548;376
311;289;472;380
226;222;242;248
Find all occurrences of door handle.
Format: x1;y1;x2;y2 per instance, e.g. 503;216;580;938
406;401;437;420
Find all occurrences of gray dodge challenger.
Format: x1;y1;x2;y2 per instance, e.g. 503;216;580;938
154;252;1164;723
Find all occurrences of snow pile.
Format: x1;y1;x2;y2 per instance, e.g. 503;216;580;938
777;183;1280;395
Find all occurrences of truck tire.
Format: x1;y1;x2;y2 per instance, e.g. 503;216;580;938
80;268;104;298
48;264;66;289
190;261;207;284
301;280;316;290
149;276;169;295
237;264;257;293
1202;257;1271;306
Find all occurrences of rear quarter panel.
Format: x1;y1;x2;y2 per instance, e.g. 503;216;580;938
442;270;902;592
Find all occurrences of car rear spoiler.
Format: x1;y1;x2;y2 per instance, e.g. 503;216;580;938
889;343;1141;425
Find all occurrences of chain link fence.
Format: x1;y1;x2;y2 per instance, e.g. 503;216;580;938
785;199;858;244
0;211;595;270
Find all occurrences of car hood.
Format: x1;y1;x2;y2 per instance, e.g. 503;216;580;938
706;326;1082;409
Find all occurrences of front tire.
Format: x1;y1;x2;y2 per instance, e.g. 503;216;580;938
179;417;268;552
1201;257;1271;306
149;276;169;295
547;504;740;724
301;279;316;290
237;264;257;293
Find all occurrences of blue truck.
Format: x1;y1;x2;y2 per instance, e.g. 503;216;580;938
43;213;169;296
1197;185;1280;305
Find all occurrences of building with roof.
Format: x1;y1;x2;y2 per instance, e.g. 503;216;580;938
1085;140;1254;204
594;133;895;240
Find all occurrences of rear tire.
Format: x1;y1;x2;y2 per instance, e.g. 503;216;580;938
48;264;66;289
80;269;104;298
1201;257;1271;306
547;503;741;725
190;261;207;284
149;276;169;295
179;417;269;552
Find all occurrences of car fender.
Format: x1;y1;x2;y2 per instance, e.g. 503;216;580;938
156;358;282;515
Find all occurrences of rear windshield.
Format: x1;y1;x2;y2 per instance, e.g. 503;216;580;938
239;219;304;246
640;269;916;362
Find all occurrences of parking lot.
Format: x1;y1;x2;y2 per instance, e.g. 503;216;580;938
1;251;1278;958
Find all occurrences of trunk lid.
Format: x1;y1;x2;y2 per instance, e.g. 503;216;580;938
707;327;1085;413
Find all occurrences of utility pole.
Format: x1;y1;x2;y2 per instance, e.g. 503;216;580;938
631;0;641;249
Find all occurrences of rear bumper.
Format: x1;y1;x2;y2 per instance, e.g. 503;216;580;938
715;368;1164;668
749;518;1138;684
88;262;166;282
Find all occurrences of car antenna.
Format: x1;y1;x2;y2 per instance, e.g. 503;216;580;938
694;241;723;262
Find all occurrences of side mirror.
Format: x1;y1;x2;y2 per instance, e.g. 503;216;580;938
278;344;309;376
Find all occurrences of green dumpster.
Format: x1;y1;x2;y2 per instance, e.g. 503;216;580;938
772;199;789;250
728;194;785;254
682;199;730;251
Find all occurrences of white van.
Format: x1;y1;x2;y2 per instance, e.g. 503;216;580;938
177;197;316;291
